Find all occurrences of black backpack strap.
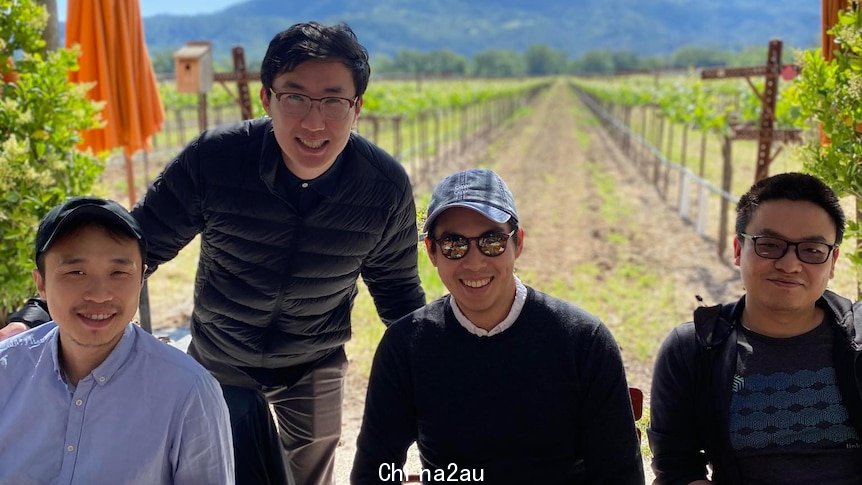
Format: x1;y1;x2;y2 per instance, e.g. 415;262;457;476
5;296;50;328
851;300;862;349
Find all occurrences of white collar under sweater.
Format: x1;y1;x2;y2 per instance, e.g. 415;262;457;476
451;276;527;337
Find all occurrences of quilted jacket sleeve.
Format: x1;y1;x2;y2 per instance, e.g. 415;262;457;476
360;180;425;325
132;139;206;275
648;323;710;484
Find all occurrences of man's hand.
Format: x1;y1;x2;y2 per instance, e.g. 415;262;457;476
0;322;29;341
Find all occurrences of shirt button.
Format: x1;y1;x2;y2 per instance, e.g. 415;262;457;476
301;182;309;188
67;445;75;452
98;376;106;383
75;399;83;406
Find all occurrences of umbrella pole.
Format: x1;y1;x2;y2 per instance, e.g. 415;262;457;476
124;152;152;333
124;153;137;208
140;281;152;333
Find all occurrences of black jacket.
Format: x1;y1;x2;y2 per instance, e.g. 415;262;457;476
132;118;425;386
648;290;862;484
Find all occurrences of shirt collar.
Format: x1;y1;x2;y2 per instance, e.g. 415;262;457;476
282;150;344;198
451;276;527;337
51;323;137;387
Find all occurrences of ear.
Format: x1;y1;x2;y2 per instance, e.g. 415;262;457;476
513;227;525;258
424;237;438;267
352;96;363;125
260;86;272;116
829;247;840;279
733;236;742;267
32;268;47;300
141;264;148;284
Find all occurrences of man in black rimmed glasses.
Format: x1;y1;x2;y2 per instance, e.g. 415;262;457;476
352;169;643;484
650;172;862;484
6;21;425;485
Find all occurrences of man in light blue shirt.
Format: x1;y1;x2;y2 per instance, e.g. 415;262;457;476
0;196;234;484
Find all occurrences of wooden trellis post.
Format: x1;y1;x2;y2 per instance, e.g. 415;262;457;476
701;39;801;184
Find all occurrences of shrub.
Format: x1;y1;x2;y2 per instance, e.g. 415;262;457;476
0;0;103;316
791;6;862;297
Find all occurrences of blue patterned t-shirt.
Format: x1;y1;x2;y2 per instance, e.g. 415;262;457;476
729;319;862;484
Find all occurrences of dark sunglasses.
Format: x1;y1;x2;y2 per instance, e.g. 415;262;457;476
431;229;516;260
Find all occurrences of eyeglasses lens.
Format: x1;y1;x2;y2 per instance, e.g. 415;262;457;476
279;94;350;120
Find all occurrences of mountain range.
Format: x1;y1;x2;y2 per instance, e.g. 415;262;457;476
136;0;821;62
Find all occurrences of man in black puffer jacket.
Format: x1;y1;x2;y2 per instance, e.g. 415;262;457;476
5;21;425;485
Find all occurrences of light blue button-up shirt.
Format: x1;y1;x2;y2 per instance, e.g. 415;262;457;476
0;322;234;484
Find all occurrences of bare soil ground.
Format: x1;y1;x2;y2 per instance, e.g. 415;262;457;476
334;81;745;483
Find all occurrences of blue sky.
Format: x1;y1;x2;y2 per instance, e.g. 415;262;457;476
55;0;243;22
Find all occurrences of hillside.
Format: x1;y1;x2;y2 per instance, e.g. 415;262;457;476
136;0;820;63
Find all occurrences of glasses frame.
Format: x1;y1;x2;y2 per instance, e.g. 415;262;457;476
430;229;517;260
739;232;837;264
269;89;358;120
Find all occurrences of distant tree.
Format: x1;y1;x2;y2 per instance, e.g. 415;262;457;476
670;46;729;68
371;53;395;75
525;44;567;76
150;49;174;75
571;49;615;75
726;44;797;67
472;49;525;77
611;51;642;72
392;49;427;75
425;50;467;76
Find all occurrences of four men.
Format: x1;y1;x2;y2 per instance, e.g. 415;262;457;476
0;197;234;484
351;169;644;484
0;19;858;485
649;173;862;483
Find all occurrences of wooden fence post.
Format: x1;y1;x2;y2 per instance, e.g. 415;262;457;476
718;135;733;257
663;121;674;199
394;116;403;161
654;113;664;187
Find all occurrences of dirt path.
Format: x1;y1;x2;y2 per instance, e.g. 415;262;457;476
334;80;744;482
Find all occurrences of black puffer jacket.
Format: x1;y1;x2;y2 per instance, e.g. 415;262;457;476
133;118;425;385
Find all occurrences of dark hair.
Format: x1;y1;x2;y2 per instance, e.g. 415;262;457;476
735;172;845;245
260;22;370;98
36;220;146;276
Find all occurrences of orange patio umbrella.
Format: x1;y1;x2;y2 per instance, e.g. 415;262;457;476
66;0;164;207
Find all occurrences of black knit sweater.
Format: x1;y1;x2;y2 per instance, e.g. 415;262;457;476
352;287;643;484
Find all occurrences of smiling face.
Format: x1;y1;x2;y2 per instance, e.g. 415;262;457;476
260;59;362;180
33;224;144;365
426;207;524;330
734;199;839;332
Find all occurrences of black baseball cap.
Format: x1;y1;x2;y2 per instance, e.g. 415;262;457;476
35;196;146;261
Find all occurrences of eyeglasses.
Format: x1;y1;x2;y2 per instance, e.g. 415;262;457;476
431;229;516;260
739;233;836;264
269;90;358;120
